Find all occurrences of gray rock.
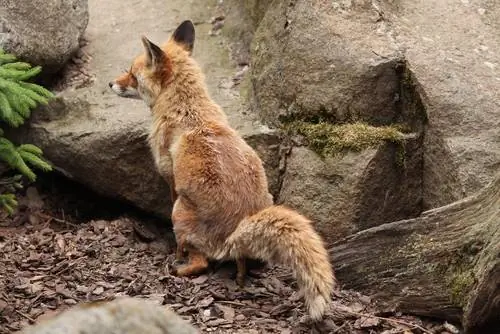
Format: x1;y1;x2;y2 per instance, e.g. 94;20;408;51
280;138;423;244
248;0;401;127
18;91;172;217
20;297;199;334
0;0;89;75
222;0;271;65
379;0;500;208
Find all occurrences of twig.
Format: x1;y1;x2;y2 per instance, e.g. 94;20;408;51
343;309;434;334
372;50;390;59
53;256;87;276
216;300;253;307
332;322;347;333
39;212;78;228
15;310;36;323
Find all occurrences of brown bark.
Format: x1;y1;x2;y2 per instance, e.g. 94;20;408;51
329;172;500;333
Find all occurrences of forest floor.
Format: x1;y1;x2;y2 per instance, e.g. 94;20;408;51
0;177;459;334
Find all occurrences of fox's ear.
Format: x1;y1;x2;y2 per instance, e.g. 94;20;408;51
172;20;195;54
141;36;165;69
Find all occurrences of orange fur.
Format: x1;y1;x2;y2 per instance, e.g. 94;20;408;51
110;20;336;320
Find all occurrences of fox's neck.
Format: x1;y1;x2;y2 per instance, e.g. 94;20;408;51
150;64;227;129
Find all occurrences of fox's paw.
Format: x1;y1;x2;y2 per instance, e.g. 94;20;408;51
170;264;184;277
172;264;208;277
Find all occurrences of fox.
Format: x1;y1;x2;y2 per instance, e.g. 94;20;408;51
20;297;199;334
109;20;336;320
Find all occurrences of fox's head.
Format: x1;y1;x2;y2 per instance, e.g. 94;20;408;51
109;20;196;106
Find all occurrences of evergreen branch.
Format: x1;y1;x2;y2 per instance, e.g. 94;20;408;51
0;192;17;215
0;90;15;125
0;137;16;150
17;66;43;81
1;62;32;71
17;144;43;155
0;139;37;181
11;92;36;118
16;83;50;105
10;112;27;128
19;82;54;99
18;150;52;172
0;53;17;65
0;49;54;215
0;66;42;81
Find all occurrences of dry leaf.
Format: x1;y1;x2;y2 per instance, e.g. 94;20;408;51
215;303;235;322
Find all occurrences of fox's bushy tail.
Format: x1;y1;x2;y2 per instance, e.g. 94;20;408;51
226;205;336;320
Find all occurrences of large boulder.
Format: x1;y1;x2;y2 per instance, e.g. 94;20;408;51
0;0;89;75
248;0;402;127
16;92;173;217
379;0;500;208
280;138;423;244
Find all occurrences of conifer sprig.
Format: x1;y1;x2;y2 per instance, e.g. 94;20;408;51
0;49;54;127
0;49;54;215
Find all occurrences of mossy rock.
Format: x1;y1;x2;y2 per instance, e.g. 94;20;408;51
284;121;408;158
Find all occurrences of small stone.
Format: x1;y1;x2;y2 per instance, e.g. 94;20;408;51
235;314;246;321
443;321;460;334
93;286;104;295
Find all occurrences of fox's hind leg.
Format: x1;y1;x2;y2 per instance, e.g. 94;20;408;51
175;235;185;261
236;258;247;288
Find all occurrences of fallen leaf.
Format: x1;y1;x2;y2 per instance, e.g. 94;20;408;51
197;296;214;308
0;299;7;312
354;315;381;328
215;303;235;322
206;318;227;327
55;235;66;253
191;275;208;285
30;282;45;294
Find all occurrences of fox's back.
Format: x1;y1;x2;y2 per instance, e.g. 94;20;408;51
171;121;273;239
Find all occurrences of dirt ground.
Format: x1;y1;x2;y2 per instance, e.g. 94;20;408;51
0;179;460;334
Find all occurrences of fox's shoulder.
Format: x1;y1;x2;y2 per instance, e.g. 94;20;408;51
20;297;199;334
187;120;235;138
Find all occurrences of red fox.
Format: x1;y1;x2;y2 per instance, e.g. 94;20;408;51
109;20;336;320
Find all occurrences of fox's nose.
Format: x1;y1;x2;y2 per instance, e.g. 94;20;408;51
108;82;113;88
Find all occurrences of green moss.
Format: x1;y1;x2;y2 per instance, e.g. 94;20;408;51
284;121;407;158
444;242;482;308
447;267;476;308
